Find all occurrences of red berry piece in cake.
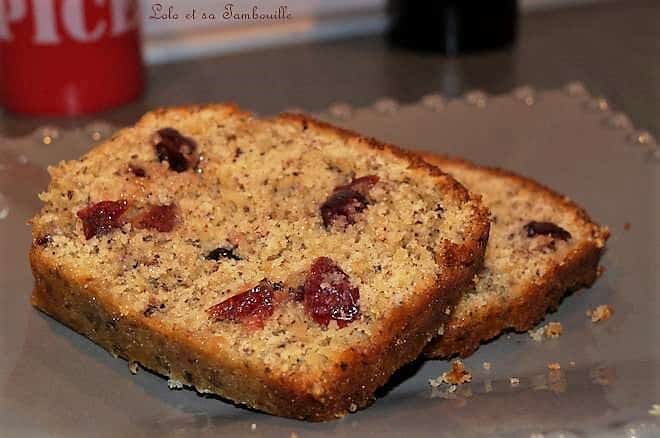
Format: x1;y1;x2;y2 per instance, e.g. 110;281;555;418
303;257;360;328
320;175;379;228
524;221;572;241
77;200;129;240
207;279;279;329
133;204;178;232
152;127;199;172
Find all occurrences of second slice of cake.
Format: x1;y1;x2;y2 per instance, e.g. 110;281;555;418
421;154;609;358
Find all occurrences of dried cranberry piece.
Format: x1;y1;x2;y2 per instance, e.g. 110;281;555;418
321;189;368;228
77;200;129;240
303;257;360;328
205;246;241;261
133;204;177;232
524;221;572;241
207;279;277;329
321;175;379;228
153;127;199;172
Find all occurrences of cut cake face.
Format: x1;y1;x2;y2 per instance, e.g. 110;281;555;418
30;105;489;420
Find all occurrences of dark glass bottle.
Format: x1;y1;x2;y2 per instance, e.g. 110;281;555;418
387;0;518;55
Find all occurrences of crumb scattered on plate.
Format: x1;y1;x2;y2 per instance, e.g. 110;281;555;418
529;321;563;341
128;361;139;375
587;304;614;322
428;376;443;388
510;377;520;386
528;326;544;342
167;379;184;390
544;322;562;338
251;423;256;431
442;360;472;385
429;361;472;388
548;362;561;370
482;361;491;371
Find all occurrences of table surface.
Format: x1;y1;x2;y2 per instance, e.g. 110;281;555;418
1;0;658;138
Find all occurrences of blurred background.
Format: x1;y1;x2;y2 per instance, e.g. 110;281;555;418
0;0;657;137
141;0;602;64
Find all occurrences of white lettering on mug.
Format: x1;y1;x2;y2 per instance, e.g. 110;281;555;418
0;0;137;43
34;0;60;44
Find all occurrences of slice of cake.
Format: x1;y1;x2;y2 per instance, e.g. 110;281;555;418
29;105;489;421
420;154;609;358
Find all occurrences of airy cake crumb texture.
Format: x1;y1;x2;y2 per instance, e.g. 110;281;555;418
30;105;488;420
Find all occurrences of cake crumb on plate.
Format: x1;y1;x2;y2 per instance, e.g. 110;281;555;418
167;379;184;390
529;321;562;341
544;322;562;338
442;360;472;385
587;304;614;322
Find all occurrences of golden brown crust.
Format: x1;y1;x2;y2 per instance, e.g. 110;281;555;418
30;108;489;421
420;153;609;358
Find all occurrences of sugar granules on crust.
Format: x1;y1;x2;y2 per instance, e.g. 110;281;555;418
429;360;472;387
587;304;614;322
529;321;563;341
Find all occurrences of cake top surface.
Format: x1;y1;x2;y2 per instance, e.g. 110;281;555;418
31;105;487;388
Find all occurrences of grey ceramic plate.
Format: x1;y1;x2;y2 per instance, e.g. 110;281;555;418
1;85;659;437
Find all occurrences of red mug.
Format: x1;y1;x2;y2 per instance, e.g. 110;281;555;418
0;0;143;116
